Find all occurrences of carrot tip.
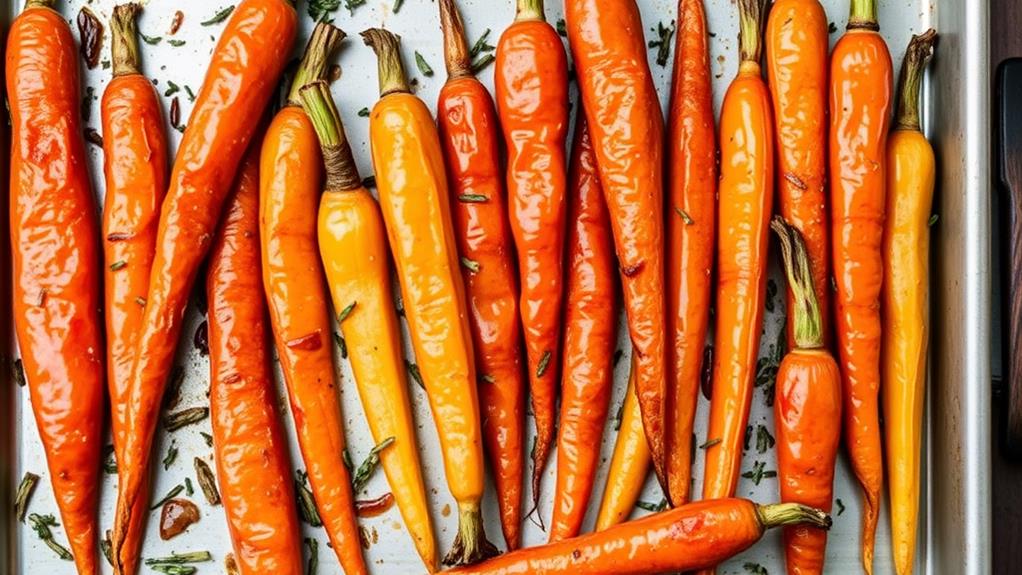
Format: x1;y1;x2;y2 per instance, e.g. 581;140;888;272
442;504;498;566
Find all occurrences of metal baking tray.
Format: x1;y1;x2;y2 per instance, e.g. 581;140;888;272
1;0;990;573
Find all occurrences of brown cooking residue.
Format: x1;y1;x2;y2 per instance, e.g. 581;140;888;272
225;553;240;575
169;11;184;35
159;498;200;540
441;503;451;518
359;526;371;550
356;493;395;518
77;8;103;69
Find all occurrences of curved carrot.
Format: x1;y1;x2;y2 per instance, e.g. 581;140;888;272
438;0;525;551
208;137;304;575
771;217;842;575
702;0;774;504
302;80;439;573
447;500;831;575
830;1;893;570
7;1;104;572
112;2;296;568
549;118;616;543
767;0;831;351
664;0;717;507
363;28;495;566
883;30;937;575
260;25;366;575
565;0;668;488
101;5;169;573
494;0;570;506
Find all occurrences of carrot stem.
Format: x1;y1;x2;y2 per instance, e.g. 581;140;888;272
516;0;545;21
25;0;53;8
757;503;833;530
110;3;142;77
300;80;361;192
848;0;879;31
444;502;498;566
894;30;937;132
362;28;411;97
288;23;345;107
737;0;767;64
771;217;824;350
439;0;473;78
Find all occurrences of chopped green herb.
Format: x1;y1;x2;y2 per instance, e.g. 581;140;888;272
556;19;567;37
414;51;434;77
162;443;179;470
150;484;184;510
458;194;489;203
145;551;213;566
295;470;323;527
102;444;118;474
744;563;768;575
168;39;187;47
194;458;221;505
13;357;26;387
200;432;214;447
536;350;553;378
200;6;236;26
828;22;838;34
754;329;786;407
28;514;73;561
741;460;777;486
471;54;496;74
406;361;425;389
613;401;624;431
647;20;676;67
100;533;113;566
184;477;194;497
15;472;40;522
755;424;775;454
358;107;370;117
342;451;354;472
392;0;404;14
352;437;395;493
469;29;495;58
674;205;695;225
140;33;162;45
460;257;481;273
305;537;319;575
163;407;210;431
343;0;365;15
929;214;939;226
333;332;348;359
699;437;722;449
185;85;197;102
110;260;127;271
835;498;845;516
635;498;669;512
307;0;340;20
165;81;181;97
744;424;753;451
338;301;357;323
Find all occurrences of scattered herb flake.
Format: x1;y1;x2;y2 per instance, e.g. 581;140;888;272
101;533;113;566
103;444;118;474
414;51;434;77
460;257;481;273
406;361;425;389
556;19;567;37
699;437;722;449
635;498;669;512
471;54;495;74
163;407;210;431
835;498;846;515
929;214;939;226
200;6;236;26
536;350;553;378
184;477;194;497
744;563;769;575
458;194;489;203
141;33;162;45
333;332;348;359
168;39;187;47
613;401;624;431
647;20;676;67
144;551;213;566
28;513;73;561
352;437;396;493
194;458;221;505
110;260;127;271
338;301;357;323
165;81;181;97
358;107;370;117
755;424;775;454
744;424;753;451
15;472;40;522
469;29;495;58
150;484;184;510
674;205;694;224
392;0;404;14
13;358;26;387
741;460;776;486
162;443;179;470
184;85;197;102
295;471;323;527
305;537;319;575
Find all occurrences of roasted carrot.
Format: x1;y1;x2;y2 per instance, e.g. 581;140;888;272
883;30;937;575
664;0;717;507
702;0;774;505
302;80;439;573
766;0;831;350
594;361;650;532
101;5;169;573
260;25;367;575
565;0;668;488
494;0;570;506
771;217;842;575
208;137;304;575
111;1;296;568
447;500;831;575
438;0;525;551
548;118;616;543
830;1;893;570
7;1;104;572
363;28;496;566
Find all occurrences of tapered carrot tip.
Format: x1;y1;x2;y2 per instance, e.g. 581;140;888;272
443;503;498;566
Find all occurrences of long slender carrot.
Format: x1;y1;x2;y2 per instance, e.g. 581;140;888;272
363;28;496;566
302;80;439;573
664;0;717;507
208;137;304;575
702;0;774;508
830;1;893;570
565;0;669;488
548;118;616;542
101;5;169;573
438;0;525;551
771;217;842;575
447;500;831;575
494;0;570;507
7;1;104;572
111;2;296;568
883;30;937;575
766;0;831;351
260;25;366;575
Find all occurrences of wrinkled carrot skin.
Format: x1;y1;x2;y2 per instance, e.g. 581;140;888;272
438;0;524;549
565;0;668;487
595;363;650;531
112;2;296;568
767;0;831;351
664;0;716;507
549;119;616;543
494;0;570;501
208;144;304;575
101;6;169;572
8;3;104;573
261;105;367;575
830;6;893;570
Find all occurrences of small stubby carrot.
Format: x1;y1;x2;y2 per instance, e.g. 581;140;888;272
112;2;296;568
766;0;831;350
363;28;496;566
446;500;831;575
260;25;367;575
830;1;893;570
437;0;525;552
208;137;304;575
702;0;774;504
565;0;669;488
101;5;169;574
664;0;717;507
594;360;650;532
302;80;439;573
8;1;104;572
771;217;842;575
883;29;937;575
548;118;616;543
494;0;570;506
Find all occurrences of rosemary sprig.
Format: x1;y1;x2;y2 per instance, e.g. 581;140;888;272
28;513;73;561
14;471;39;522
150;485;184;510
295;470;323;527
200;6;235;26
352;437;396;493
